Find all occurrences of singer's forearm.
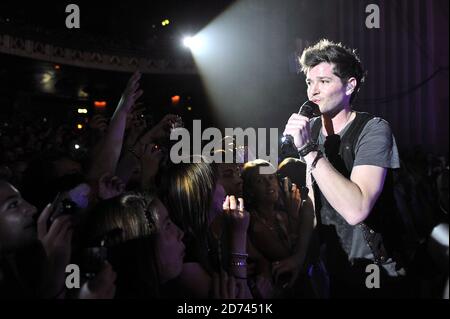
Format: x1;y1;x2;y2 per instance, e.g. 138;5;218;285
304;151;386;225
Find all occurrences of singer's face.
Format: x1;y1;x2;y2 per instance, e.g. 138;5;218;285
306;62;350;115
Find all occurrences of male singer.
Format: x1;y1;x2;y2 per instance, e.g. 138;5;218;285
283;39;411;298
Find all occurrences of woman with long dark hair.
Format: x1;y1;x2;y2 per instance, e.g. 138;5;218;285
242;159;314;297
160;157;251;298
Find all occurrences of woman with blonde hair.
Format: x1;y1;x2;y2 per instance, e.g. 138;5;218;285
80;191;185;298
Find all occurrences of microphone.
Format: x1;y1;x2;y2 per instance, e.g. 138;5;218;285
281;100;320;158
297;100;321;119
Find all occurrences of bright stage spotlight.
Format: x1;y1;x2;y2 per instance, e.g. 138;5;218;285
182;36;194;48
182;36;202;51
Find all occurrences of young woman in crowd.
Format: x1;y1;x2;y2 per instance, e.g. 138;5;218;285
242;159;314;297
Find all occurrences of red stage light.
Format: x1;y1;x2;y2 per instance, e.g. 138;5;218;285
94;101;107;108
171;95;180;105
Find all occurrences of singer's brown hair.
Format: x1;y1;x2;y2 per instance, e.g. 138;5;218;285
299;39;366;104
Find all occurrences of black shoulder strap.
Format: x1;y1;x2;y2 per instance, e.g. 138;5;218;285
344;112;375;147
310;113;374;146
310;117;323;224
341;112;375;166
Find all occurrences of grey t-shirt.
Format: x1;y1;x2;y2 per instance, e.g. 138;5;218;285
315;116;400;169
312;114;402;276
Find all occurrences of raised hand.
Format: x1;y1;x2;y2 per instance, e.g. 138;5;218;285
124;104;148;148
126;103;146;128
116;71;144;115
140;114;182;144
140;143;165;180
37;203;74;298
282;177;302;220
89;114;109;134
98;173;126;200
283;113;311;149
37;204;73;261
88;71;144;183
222;195;249;235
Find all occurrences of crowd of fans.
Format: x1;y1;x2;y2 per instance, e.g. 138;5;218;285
0;72;448;299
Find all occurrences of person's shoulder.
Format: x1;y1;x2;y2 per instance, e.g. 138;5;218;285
355;111;390;124
181;262;207;274
356;112;393;133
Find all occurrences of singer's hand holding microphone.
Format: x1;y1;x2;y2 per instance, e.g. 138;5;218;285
282;100;320;153
283;114;311;149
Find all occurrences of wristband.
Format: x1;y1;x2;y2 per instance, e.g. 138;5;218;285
308;150;323;174
298;142;318;157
